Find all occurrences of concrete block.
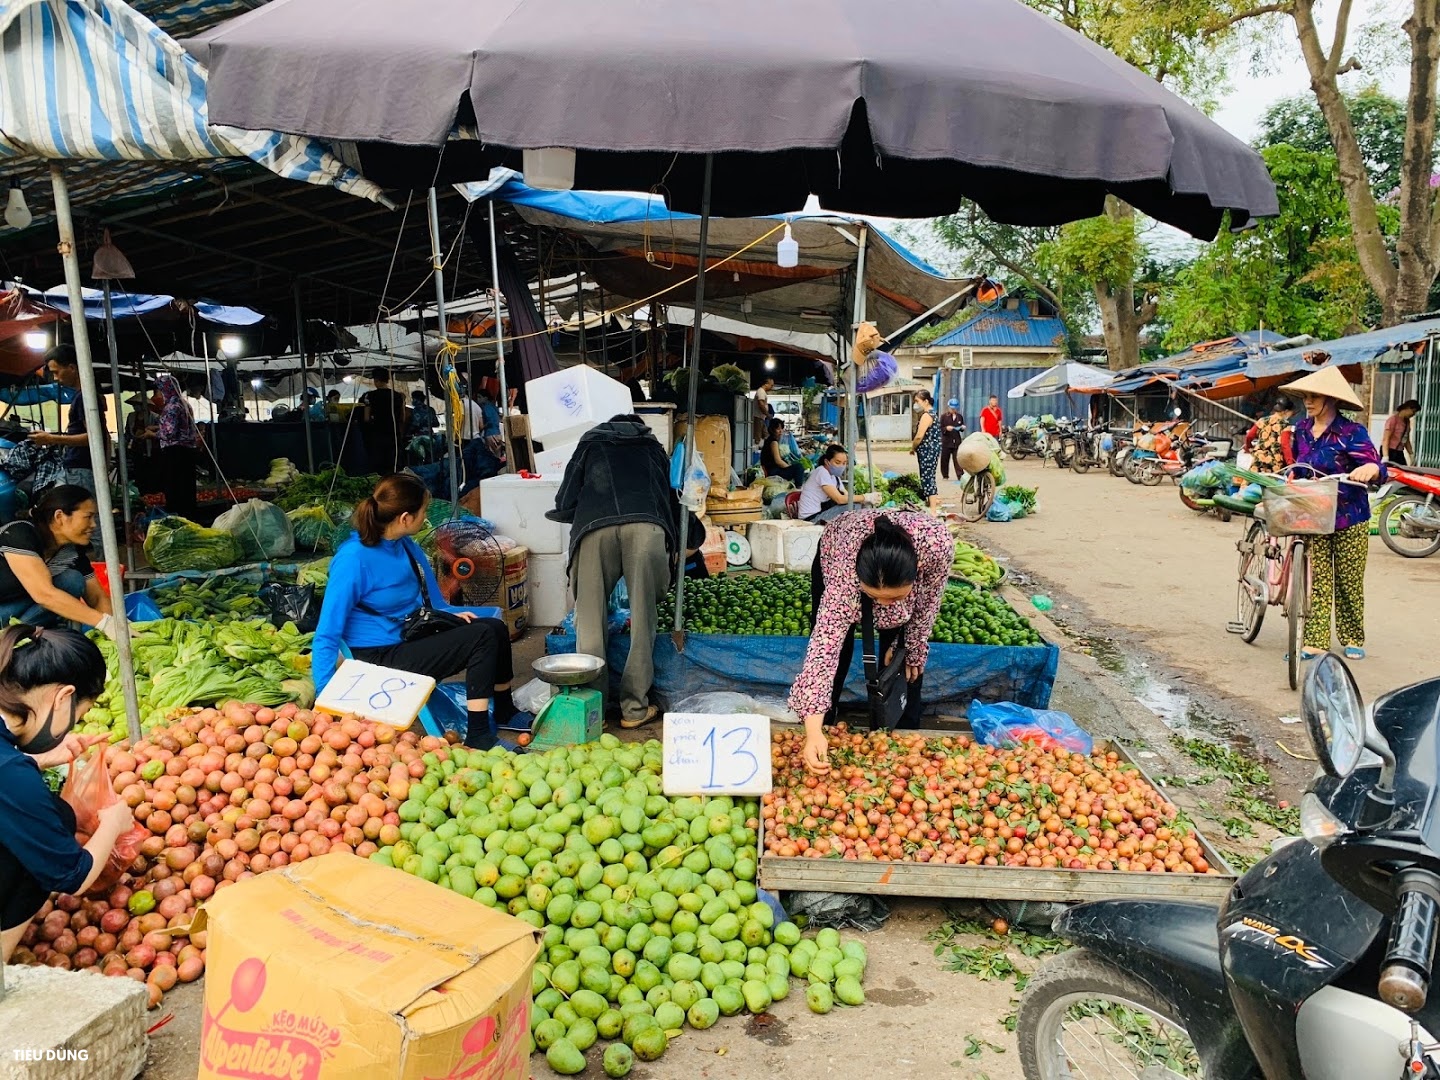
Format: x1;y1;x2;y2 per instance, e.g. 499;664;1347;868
0;966;147;1080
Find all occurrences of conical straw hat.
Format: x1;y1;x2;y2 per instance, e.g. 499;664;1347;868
1281;365;1363;411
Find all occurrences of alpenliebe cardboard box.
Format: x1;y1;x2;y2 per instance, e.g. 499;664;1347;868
195;854;541;1080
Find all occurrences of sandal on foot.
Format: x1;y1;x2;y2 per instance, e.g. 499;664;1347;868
620;706;660;730
1343;646;1366;660
1285;650;1322;662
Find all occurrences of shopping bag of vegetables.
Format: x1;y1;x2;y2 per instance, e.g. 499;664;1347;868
213;498;296;562
143;516;240;573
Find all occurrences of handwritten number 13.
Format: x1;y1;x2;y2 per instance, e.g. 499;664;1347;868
702;727;759;789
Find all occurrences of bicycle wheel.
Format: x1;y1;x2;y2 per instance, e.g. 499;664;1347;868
1235;520;1266;643
1287;539;1308;691
1380;494;1440;558
976;472;996;519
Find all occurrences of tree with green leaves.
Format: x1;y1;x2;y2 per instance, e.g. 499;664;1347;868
1259;86;1407;192
1162;143;1379;348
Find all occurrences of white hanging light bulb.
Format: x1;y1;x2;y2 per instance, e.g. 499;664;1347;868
5;180;32;230
776;223;799;269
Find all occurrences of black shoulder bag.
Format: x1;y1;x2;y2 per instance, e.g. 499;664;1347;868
860;594;908;730
357;545;467;642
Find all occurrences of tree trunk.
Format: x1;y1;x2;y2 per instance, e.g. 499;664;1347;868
1096;280;1140;370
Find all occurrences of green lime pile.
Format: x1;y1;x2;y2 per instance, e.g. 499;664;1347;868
658;573;814;636
372;734;869;1075
931;584;1044;646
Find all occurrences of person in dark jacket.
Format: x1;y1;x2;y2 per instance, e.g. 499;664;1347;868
548;416;702;729
938;398;966;480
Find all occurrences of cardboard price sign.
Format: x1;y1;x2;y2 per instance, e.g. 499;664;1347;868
316;659;435;728
662;713;772;796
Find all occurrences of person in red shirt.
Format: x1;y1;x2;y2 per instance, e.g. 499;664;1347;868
980;396;1003;439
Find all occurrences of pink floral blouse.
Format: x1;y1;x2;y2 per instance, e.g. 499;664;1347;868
788;510;953;719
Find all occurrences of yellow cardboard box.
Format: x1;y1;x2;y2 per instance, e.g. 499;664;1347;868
195;854;541;1080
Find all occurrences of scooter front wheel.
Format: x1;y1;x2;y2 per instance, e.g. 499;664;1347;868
1018;949;1204;1080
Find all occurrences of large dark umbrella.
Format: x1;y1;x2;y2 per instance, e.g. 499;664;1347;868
187;0;1277;638
187;0;1276;236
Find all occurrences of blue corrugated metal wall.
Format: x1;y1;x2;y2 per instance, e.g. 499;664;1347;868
939;367;1086;426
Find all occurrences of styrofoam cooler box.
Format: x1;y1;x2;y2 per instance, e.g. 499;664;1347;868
528;552;573;627
535;438;581;478
783;524;825;572
747;519;806;572
636;403;675;450
526;365;633;442
479;474;570;555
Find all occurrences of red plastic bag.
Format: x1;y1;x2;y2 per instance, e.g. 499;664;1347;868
61;750;145;894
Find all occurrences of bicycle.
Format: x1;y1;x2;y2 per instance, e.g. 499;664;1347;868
1227;468;1364;690
958;468;997;522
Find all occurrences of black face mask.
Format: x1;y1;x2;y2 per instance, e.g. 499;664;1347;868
18;697;74;757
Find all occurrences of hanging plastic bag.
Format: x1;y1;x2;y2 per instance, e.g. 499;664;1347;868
680;452;710;511
62;751;147;894
969;700;1094;754
670;440;687;490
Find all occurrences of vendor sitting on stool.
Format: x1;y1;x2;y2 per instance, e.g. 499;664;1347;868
310;474;520;749
0;486;115;637
761;418;806;487
797;444;878;523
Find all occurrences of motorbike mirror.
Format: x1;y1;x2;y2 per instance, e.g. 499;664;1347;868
1302;653;1365;779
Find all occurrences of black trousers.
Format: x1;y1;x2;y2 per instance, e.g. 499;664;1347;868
939;442;963;480
352;618;512;746
809;556;924;729
1388;448;1408;466
160;445;198;519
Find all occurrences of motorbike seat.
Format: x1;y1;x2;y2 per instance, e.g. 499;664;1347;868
1398;464;1440;478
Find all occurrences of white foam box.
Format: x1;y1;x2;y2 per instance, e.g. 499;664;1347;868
535;438;581;479
783;524;826;572
747;519;807;573
526;365;633;442
479;474;569;555
528;551;573;627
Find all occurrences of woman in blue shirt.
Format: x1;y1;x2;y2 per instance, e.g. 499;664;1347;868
1;624;132;961
1285;367;1384;660
311;474;517;749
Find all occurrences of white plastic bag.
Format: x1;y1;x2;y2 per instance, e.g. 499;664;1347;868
680;451;710;511
513;678;553;715
212;497;295;561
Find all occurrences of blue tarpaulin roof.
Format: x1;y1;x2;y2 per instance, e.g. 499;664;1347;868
1247;318;1440;379
930;305;1069;350
36;287;263;326
0;383;75;406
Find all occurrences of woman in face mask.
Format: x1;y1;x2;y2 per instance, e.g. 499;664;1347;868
0;624;132;961
796;444;879;523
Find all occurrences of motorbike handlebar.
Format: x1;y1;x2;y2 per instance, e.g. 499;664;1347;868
1379;869;1440;1013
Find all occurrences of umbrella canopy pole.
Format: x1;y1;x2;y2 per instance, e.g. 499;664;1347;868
101;282;136;573
672;155;713;640
427;188;460;511
49;165;142;744
294;283;315;472
487;200;510;465
853;227;871;510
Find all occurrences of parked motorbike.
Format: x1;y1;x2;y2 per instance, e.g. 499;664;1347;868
1067;425;1107;475
1125;424;1231;489
1002;422;1045;460
1377;464;1440;559
1018;655;1440;1080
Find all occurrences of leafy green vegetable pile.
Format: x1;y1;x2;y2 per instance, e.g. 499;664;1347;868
274;467;380;512
82;618;315;738
376;735;870;1074
142;517;239;573
146;576;268;622
884;473;927;505
950;540;1002;588
931;584;1044;646
287;501;353;552
999;485;1037;516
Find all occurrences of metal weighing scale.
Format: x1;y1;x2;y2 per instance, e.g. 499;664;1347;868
528;654;606;750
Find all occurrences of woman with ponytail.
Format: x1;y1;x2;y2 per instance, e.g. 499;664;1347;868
311;474;519;750
788;510;954;774
0;624;130;961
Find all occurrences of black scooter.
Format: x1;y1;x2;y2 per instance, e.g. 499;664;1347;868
1017;655;1440;1079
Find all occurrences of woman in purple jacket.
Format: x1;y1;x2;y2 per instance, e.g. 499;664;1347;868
1284;368;1384;660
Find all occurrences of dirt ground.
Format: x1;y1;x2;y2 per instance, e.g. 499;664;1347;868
135;453;1412;1079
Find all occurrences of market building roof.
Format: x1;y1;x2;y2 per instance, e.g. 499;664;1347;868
927;302;1068;350
1246;317;1440;379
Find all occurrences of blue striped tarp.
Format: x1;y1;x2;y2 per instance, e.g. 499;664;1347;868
0;0;385;208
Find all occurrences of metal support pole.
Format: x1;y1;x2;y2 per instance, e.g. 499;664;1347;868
487;201;510;469
50;165;142;744
673;155;713;638
101;283;135;572
294;282;315;472
846;227;869;511
576;269;586;360
427;188;460;509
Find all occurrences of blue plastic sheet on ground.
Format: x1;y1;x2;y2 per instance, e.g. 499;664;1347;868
543;630;1059;713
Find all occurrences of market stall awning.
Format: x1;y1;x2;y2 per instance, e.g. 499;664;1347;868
35;286;265;326
0;0;385;237
1008;361;1113;398
0;287;66;376
1246;317;1440;380
461;171;979;336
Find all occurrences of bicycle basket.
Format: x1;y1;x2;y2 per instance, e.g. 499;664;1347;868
1256;477;1340;536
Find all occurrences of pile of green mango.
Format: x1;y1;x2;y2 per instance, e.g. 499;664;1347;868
371;734;869;1076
